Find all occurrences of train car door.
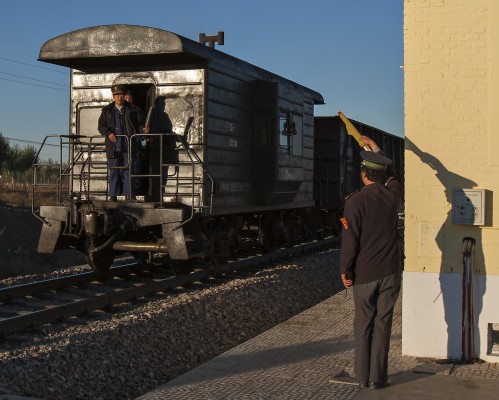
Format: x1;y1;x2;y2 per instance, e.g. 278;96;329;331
253;81;278;205
130;84;156;198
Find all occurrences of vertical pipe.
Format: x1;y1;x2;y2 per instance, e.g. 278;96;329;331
462;237;476;363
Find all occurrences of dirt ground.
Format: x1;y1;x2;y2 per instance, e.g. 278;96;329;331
0;202;86;278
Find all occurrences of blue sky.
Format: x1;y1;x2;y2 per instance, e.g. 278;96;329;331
0;0;403;152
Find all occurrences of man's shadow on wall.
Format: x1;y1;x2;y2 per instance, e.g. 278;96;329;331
406;137;486;360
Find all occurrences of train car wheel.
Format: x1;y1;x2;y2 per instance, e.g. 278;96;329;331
130;251;148;271
170;259;194;275
86;244;115;273
131;252;171;272
258;214;274;253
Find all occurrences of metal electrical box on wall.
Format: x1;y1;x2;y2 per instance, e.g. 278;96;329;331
452;189;486;225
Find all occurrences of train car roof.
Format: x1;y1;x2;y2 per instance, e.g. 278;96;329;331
39;24;324;104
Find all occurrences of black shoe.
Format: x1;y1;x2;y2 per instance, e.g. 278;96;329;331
370;380;391;390
109;196;117;202
329;376;368;388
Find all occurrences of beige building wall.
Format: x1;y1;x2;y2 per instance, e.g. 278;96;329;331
403;0;499;362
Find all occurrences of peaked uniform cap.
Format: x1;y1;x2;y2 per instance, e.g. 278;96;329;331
360;151;392;171
111;85;126;95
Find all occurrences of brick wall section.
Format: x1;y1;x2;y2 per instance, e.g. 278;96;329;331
404;0;499;274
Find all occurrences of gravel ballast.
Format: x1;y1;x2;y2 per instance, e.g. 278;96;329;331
0;248;342;400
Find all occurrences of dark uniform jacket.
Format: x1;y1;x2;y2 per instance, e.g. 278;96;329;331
339;179;403;285
97;101;144;159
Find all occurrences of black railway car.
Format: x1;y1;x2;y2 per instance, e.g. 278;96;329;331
32;25;404;273
313;116;404;233
33;25;326;272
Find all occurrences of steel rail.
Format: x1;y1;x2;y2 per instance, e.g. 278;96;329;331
0;237;337;337
0;263;142;302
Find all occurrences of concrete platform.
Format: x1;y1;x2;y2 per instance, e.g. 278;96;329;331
137;288;499;399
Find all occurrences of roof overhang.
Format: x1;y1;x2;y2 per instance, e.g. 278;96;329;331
38;25;206;71
38;24;325;104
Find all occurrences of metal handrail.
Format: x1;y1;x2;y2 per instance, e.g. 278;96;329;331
32;134;87;224
32;132;214;229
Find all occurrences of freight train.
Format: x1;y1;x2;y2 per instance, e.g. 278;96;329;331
32;25;404;273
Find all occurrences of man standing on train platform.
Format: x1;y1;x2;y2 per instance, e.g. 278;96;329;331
124;89;149;196
98;85;145;201
125;89;147;128
339;135;403;390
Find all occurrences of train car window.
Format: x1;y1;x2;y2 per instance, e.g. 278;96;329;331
279;113;303;156
292;114;303;156
279;115;291;152
78;106;106;137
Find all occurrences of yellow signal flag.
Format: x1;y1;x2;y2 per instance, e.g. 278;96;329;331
337;111;367;149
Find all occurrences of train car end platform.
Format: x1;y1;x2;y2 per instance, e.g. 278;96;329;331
137;287;499;399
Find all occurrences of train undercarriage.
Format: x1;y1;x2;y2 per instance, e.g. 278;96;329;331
32;131;329;275
37;199;326;274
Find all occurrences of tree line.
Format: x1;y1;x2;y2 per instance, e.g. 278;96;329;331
0;132;60;184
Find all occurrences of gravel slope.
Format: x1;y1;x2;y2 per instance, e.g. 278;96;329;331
0;248;342;400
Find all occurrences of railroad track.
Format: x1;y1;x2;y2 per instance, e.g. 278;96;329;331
0;236;338;337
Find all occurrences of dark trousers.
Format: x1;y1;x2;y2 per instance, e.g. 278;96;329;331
108;151;139;198
352;272;401;384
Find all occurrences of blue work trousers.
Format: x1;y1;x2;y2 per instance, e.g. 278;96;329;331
108;151;139;198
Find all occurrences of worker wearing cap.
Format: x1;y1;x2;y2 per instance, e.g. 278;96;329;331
339;135;403;390
98;84;145;201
